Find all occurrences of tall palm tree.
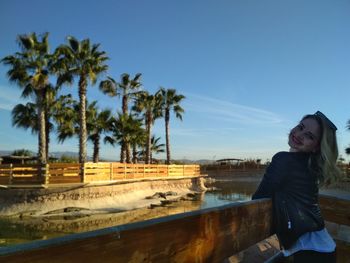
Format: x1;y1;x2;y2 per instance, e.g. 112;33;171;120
54;36;109;164
159;88;185;164
105;113;145;163
132;91;162;164
346;120;350;155
100;73;142;161
2;32;52;165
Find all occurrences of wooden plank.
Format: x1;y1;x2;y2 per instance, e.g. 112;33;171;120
319;194;350;226
0;199;272;263
0;176;10;184
11;177;44;184
49;164;80;177
48;176;81;184
0;170;11;176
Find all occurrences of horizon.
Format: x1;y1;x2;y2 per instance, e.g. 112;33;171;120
1;0;350;162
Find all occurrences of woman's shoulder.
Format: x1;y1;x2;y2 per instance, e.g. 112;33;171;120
271;151;292;161
271;151;310;167
270;151;299;168
272;151;310;160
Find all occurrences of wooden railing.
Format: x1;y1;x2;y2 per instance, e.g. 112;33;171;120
202;163;350;180
0;195;349;262
0;163;201;186
200;164;265;176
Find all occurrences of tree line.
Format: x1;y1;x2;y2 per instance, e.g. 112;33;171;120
1;33;185;165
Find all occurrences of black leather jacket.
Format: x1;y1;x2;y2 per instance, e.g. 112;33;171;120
252;151;324;248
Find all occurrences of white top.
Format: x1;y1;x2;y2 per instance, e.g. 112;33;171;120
282;228;336;257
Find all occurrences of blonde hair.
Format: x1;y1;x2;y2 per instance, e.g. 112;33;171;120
303;114;341;186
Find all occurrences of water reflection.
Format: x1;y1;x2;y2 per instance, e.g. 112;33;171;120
0;179;260;247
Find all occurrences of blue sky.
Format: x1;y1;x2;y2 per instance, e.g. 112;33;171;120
0;0;349;162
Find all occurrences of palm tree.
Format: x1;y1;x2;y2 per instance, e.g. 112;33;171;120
54;36;109;164
346;120;350;155
132;91;163;164
12;91;74;161
100;73;142;161
12;102;37;134
105;113;145;163
138;135;165;163
87;102;113;163
56;100;112;163
159;88;185;164
2;32;52;165
12;149;34;157
56;100;79;145
130;126;147;163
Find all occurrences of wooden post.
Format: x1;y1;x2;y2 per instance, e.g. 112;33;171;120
8;164;13;185
183;165;185;177
80;163;85;183
110;163;113;181
44;163;50;185
131;163;134;179
124;163;126;179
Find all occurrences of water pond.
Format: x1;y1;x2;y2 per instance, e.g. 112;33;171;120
0;178;259;247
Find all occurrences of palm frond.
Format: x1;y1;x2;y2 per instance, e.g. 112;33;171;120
67;36;80;53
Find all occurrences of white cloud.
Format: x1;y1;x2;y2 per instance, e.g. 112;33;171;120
169;127;240;137
185;93;285;125
0;85;31;110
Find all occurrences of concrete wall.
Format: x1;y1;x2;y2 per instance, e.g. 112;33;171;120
0;177;206;217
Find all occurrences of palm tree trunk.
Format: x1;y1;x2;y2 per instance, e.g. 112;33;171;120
93;135;100;163
146;112;152;164
45;118;50;162
37;90;47;167
120;143;126;163
79;76;87;164
132;144;137;163
120;141;125;163
126;142;131;163
122;96;130;162
44;88;50;162
122;95;128;115
45;104;50;162
165;109;171;164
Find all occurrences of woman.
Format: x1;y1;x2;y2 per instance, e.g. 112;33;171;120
252;111;340;263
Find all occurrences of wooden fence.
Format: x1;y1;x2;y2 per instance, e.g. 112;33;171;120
0;163;201;186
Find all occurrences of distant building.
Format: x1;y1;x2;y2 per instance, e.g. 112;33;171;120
216;158;244;165
0;155;37;164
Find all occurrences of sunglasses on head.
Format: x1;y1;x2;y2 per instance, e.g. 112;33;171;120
314;111;337;131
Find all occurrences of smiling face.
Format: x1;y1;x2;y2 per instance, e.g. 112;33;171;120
288;117;322;153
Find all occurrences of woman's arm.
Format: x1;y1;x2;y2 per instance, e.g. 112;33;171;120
252;152;288;199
